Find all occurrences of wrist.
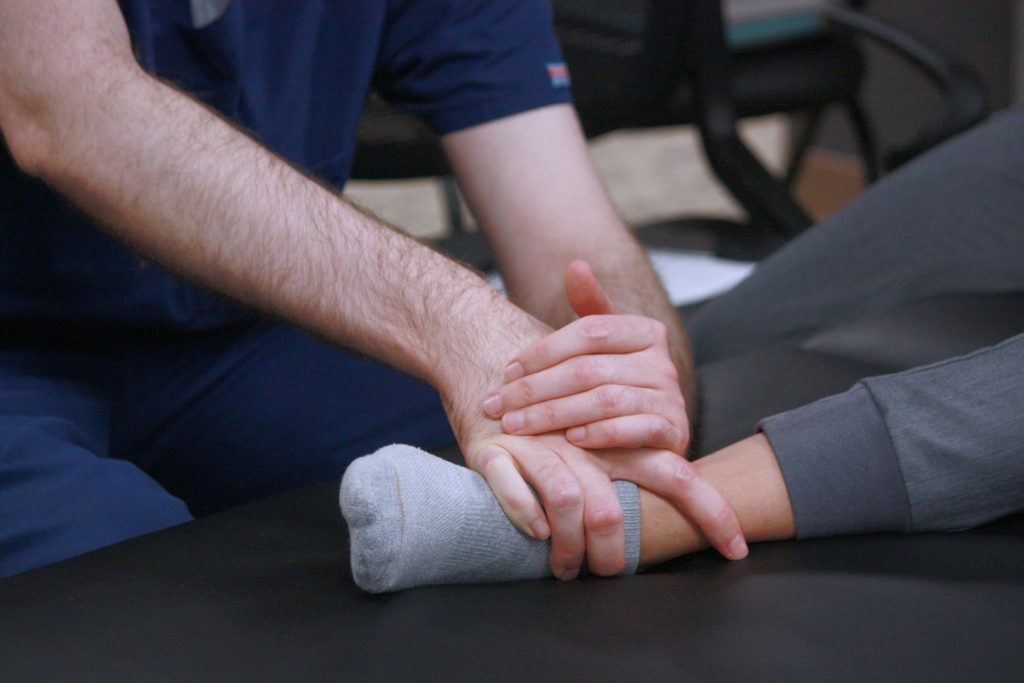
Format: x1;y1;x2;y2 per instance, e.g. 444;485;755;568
428;284;551;448
696;434;796;543
637;434;796;567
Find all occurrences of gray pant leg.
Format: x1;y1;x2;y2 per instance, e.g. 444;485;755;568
689;105;1024;365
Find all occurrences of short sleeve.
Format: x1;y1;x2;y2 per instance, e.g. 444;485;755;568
375;0;573;134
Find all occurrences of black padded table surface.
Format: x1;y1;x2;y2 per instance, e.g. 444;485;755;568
1;480;1022;682
3;294;1024;681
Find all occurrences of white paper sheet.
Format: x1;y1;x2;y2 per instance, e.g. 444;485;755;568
488;249;755;307
647;249;756;306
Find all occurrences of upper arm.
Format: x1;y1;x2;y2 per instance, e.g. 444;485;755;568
441;104;611;232
441;105;634;299
0;0;137;172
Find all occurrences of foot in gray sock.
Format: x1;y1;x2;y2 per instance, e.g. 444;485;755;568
339;443;642;593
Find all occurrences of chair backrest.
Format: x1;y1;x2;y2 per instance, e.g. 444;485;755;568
671;0;815;236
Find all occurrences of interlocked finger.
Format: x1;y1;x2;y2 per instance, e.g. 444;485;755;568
566;414;686;453
500;385;675;437
504;315;663;381
470;445;549;540
485;353;669;419
504;441;588;580
557;448;626;576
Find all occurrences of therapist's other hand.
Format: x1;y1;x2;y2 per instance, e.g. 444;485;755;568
481;261;745;559
466;432;631;578
445;307;628;579
485;260;690;455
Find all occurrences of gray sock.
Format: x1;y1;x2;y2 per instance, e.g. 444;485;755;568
339;443;642;593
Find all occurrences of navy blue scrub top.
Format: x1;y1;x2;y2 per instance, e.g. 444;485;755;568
0;0;571;329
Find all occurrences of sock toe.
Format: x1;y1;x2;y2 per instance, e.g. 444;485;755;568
340;452;405;593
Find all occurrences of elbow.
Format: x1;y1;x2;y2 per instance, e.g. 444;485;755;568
2;114;56;179
1;58;144;182
0;75;64;180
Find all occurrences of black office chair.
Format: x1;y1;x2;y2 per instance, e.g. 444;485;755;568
350;0;988;264
649;0;988;257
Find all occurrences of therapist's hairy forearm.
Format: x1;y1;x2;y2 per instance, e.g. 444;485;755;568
0;2;543;424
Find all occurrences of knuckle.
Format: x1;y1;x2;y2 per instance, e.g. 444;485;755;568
573;357;603;386
585;504;623;533
649;318;668;343
546;480;583;511
648;417;672;443
659;358;680;382
607;353;624;379
711;503;734;526
531;338;551;365
535;460;583;510
625;388;645;414
473;448;502;474
539;400;559;428
668;458;699;489
677;419;691;444
535;459;563;482
595;385;621;411
676;424;691;453
515;378;537;404
596;420;617;443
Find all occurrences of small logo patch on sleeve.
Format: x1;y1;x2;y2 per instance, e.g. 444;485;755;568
546;62;571;88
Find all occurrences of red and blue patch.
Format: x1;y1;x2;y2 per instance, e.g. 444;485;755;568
546;62;571;88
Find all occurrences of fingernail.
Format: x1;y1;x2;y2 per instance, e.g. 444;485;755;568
503;411;525;432
503;361;524;382
728;534;748;560
483;393;502;417
558;566;580;581
566;426;586;442
530;518;550;539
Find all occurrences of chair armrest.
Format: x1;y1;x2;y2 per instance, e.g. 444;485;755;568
822;4;989;169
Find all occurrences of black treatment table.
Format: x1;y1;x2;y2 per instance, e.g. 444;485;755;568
2;294;1023;682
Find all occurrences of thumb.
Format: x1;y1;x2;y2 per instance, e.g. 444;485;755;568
565;259;616;318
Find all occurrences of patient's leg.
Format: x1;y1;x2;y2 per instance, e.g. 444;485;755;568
341;438;793;592
689;106;1024;364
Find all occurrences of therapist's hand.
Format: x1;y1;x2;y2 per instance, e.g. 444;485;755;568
444;306;631;579
485;261;690;454
467;431;749;573
482;261;746;560
465;431;628;579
